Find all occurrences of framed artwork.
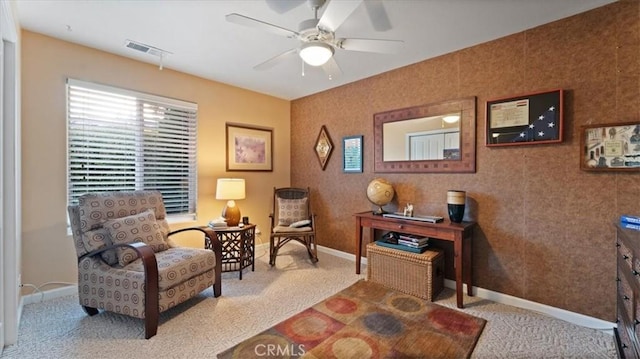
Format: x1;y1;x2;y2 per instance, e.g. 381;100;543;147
226;123;273;171
343;135;363;173
486;89;563;147
580;121;640;171
314;125;333;170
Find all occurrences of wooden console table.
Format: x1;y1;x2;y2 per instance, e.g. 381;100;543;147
354;211;476;308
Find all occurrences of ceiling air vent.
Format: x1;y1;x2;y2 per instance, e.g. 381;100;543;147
124;39;173;70
124;39;171;57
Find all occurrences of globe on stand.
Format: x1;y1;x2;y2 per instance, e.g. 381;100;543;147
366;178;395;215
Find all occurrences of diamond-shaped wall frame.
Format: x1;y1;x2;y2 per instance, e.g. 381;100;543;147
314;125;333;170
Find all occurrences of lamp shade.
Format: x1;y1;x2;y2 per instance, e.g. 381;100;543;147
216;178;246;200
299;42;334;67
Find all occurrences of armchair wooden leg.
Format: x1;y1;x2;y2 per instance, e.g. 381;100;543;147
82;306;99;316
144;279;159;339
213;246;222;298
145;310;158;339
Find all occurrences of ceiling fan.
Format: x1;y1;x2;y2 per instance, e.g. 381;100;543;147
226;0;403;79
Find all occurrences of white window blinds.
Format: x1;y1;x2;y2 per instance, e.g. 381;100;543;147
67;79;197;217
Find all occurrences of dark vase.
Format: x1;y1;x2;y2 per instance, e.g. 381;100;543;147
447;190;466;223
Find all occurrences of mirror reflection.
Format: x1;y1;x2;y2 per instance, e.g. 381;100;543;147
383;113;461;161
373;97;476;174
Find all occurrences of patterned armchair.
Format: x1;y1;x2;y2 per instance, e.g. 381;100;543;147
67;190;222;339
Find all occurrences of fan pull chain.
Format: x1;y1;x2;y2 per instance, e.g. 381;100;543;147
301;59;305;77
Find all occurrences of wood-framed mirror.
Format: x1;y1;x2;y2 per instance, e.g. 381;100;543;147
374;97;476;173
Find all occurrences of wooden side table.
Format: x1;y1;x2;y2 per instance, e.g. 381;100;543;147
205;224;256;280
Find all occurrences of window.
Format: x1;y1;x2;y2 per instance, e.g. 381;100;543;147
67;79;197;219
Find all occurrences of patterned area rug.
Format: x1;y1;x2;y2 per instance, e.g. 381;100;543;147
218;280;486;358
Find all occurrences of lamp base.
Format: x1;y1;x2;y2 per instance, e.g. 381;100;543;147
222;201;241;227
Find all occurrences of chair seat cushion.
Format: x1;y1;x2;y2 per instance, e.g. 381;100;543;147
124;247;215;291
273;225;312;233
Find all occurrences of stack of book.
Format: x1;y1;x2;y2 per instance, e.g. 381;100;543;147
376;232;430;253
208;218;228;229
398;233;429;249
621;215;640;231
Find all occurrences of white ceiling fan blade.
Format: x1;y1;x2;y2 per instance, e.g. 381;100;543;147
318;0;363;32
254;48;298;71
338;38;404;53
364;0;392;32
226;13;298;38
321;56;342;79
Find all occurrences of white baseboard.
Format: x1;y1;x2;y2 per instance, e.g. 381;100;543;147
317;244;367;265
256;241;368;265
442;279;615;333
21;285;76;305
21;245;614;334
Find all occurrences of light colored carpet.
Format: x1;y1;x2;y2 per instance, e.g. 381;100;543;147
2;244;616;358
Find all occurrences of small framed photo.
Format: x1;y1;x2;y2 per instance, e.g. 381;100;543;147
486;89;563;147
343;135;363;173
226;123;273;171
580;122;640;171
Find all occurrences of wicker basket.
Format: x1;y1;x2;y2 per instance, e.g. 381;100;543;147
366;243;444;301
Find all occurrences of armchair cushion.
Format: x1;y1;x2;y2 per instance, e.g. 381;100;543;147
104;209;169;266
124;247;215;291
82;227;119;265
276;197;308;226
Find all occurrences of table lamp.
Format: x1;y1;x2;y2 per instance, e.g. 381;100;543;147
215;178;245;226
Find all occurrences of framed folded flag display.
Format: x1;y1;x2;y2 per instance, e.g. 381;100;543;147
486;89;563;147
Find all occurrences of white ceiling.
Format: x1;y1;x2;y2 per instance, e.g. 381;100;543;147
16;0;616;100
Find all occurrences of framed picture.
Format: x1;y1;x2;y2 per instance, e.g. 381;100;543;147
314;125;333;170
580;121;640;171
226;123;273;171
343;135;363;173
486;89;563;147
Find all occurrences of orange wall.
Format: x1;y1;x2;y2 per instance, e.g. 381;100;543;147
20;31;290;289
291;0;640;321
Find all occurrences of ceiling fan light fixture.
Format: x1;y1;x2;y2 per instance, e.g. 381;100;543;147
299;42;334;66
